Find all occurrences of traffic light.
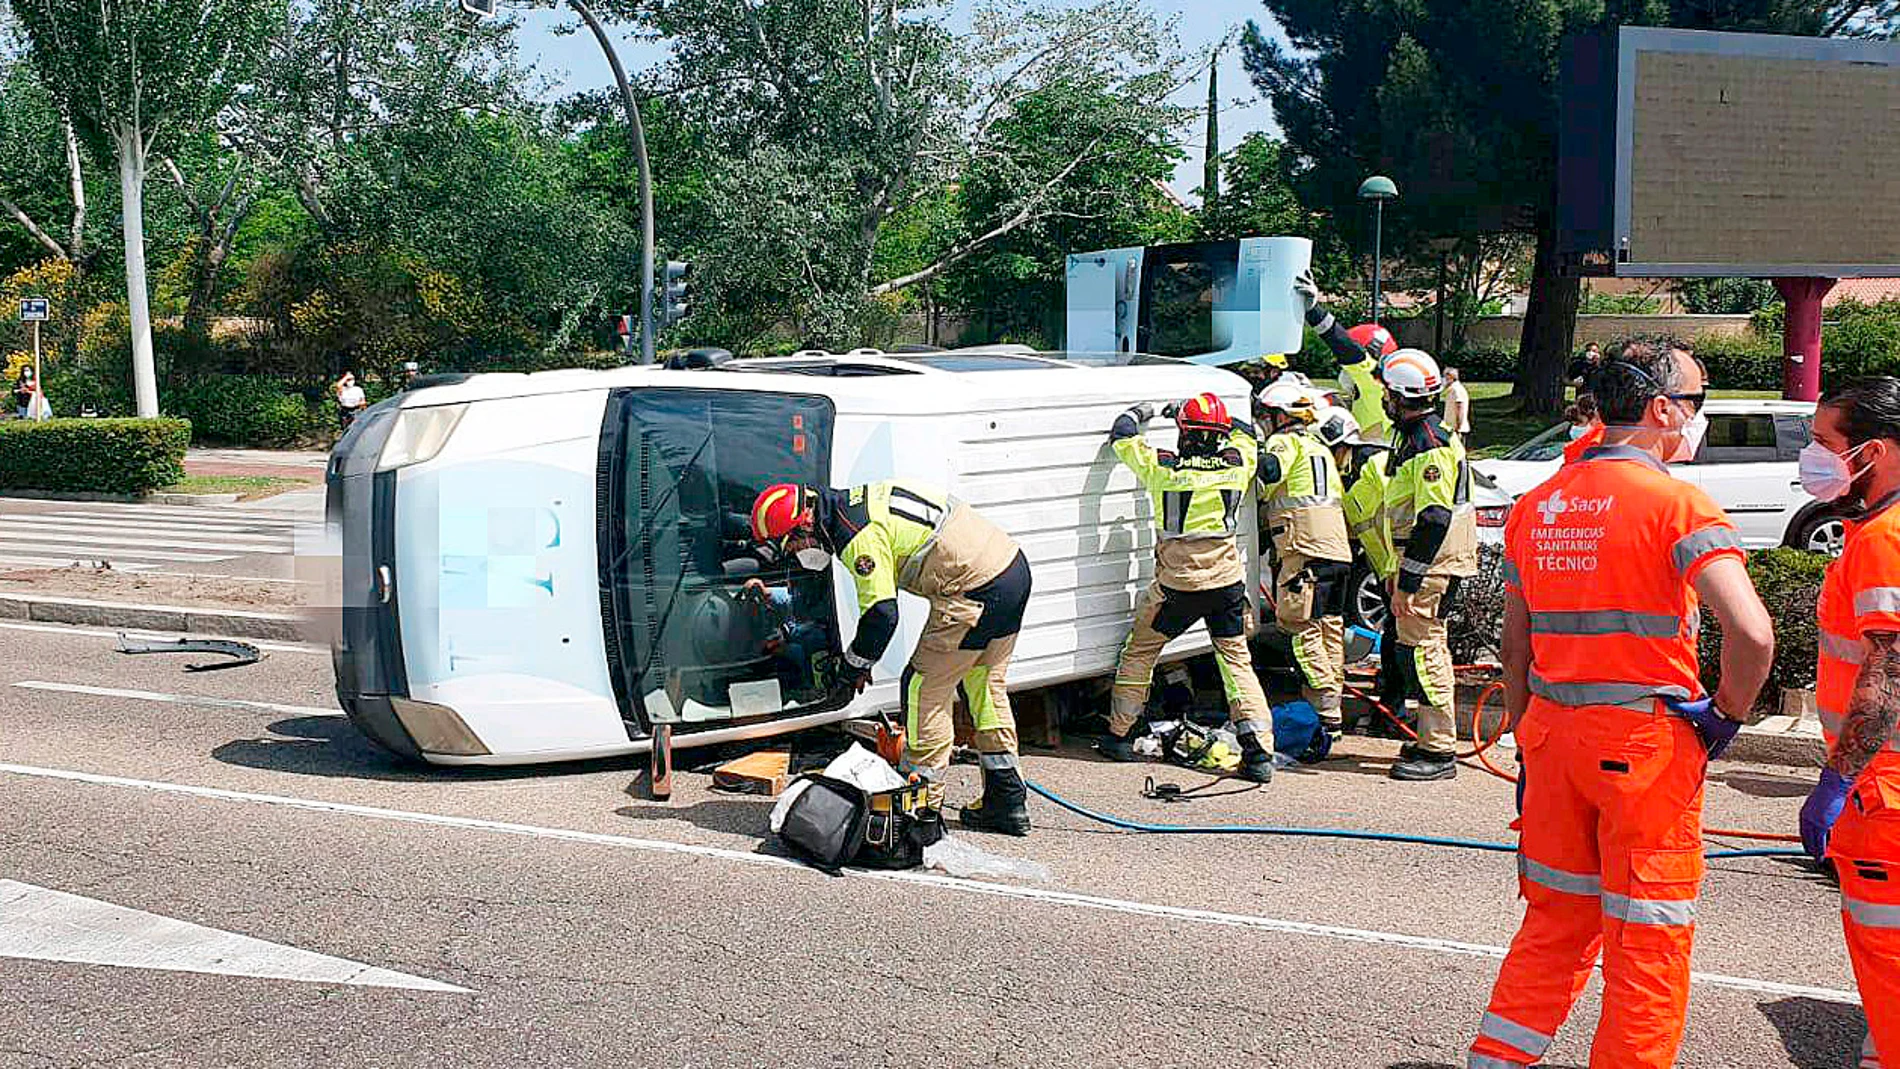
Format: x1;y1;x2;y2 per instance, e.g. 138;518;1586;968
662;261;691;327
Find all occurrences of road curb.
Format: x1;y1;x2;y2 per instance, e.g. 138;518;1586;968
0;593;306;642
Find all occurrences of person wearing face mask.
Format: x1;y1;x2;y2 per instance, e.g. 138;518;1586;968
748;481;1033;835
1256;381;1353;738
1468;336;1773;1069
1382;347;1478;781
1795;378;1900;1069
1099;393;1277;784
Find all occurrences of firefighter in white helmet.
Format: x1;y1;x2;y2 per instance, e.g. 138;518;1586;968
1255;380;1353;735
1381;347;1478;782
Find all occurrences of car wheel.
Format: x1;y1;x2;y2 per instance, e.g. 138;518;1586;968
1345;559;1388;633
1793;511;1847;558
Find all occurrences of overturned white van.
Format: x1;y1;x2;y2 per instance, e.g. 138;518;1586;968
327;349;1261;767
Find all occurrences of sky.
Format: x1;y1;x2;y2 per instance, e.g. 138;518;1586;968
508;0;1285;198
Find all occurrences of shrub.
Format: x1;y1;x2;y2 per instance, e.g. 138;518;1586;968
165;377;317;447
1691;333;1784;391
1698;547;1828;712
0;418;190;495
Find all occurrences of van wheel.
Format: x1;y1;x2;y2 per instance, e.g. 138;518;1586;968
1791;509;1847;557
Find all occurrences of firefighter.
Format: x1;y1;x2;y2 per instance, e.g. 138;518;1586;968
1099;393;1276;784
1380;347;1478;781
748;481;1033;835
1293;269;1396;445
1256;381;1353;735
1313;408;1407;737
1797;377;1900;1069
1469;338;1772;1069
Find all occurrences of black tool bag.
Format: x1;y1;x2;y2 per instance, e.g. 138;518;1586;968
776;774;941;875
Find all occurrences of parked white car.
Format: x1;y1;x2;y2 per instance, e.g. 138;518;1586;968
1474;398;1843;555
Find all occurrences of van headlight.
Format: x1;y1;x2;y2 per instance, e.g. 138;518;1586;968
376;404;467;472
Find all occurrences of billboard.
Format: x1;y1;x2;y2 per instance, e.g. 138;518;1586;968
1560;26;1900;277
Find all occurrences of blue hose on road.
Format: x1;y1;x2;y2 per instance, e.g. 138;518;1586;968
1023;779;1806;862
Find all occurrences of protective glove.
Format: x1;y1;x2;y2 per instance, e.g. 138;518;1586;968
1667;697;1741;760
1129;402;1156;423
1160;401;1179;419
1293;269;1320;314
1802;768;1853;863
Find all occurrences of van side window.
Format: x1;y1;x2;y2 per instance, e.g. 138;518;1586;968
1694;414;1778;464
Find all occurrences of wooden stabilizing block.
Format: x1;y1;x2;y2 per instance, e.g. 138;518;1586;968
711;750;791;796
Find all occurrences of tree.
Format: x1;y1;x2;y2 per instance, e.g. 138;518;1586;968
1678;277;1780;314
159;135;266;340
611;0;1191;347
10;0;279;416
0;59;94;277
1244;0;1900;417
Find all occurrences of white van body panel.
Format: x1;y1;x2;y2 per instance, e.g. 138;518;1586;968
379;355;1259;765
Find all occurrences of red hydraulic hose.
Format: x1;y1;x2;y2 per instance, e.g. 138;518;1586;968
1341;666;1802;845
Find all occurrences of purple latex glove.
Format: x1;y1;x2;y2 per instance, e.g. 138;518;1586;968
1802;768;1853;863
1668;697;1741;760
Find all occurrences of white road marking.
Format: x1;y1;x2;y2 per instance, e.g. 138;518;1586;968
0;620;324;655
0;524;290;552
13;681;337;718
0;760;1860;1007
0;540;235;562
0;879;467;992
22;513;298;533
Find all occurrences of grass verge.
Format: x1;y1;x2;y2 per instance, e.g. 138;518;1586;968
162;474;309;500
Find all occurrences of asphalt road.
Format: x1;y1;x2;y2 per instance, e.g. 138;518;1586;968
0;617;1868;1068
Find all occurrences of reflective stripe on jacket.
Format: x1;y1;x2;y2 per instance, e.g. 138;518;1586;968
1387;414;1477;579
1503;444;1744;710
1817;491;1900;747
1258;429;1350;563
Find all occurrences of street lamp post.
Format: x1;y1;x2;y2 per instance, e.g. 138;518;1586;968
1359;175;1398;326
462;0;657;365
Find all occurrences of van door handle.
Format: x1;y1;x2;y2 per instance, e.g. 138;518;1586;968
377;565;393;604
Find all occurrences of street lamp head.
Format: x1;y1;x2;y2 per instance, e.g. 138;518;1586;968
1359;175;1399;201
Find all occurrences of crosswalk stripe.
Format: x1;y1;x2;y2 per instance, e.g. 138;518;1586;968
36;508;308;526
25;504;319;522
0;525;289;553
4;515;298;538
0;540;235;562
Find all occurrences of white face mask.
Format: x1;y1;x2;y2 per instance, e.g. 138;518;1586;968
794;547;832;572
1800;440;1873;502
1667;409;1707;463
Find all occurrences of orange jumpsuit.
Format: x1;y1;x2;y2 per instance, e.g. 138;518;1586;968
1817;493;1900;1069
1471;443;1743;1069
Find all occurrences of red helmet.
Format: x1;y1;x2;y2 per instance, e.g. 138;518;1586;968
750;483;810;543
1347;323;1398;358
1175;392;1231;434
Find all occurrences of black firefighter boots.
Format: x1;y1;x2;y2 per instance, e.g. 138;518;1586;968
1235;724;1275;785
1390;748;1458;782
960;753;1031;836
1098;728;1141;762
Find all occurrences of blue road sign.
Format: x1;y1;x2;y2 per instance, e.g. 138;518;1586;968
19;299;48;322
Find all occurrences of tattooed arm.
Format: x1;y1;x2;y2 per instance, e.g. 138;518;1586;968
1830;630;1900;779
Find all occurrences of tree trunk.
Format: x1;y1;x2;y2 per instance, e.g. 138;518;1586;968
1512;215;1578;418
183;236;227;342
117;130;160;419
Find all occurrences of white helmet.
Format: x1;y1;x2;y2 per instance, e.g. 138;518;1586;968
1257;380;1318;421
1313;408;1364;449
1381;348;1444;401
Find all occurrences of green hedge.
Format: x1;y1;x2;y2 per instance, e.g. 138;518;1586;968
165;377;318;447
1698;547;1828;711
0;418;190;495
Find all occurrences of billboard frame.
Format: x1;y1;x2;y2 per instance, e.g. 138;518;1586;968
1562;26;1900;279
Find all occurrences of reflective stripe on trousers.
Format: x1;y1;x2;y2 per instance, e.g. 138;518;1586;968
1832;791;1900;1069
1526;671;1690;712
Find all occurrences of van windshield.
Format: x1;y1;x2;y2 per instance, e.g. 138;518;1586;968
600;388;842;729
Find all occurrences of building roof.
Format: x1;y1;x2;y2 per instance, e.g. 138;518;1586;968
1826;279;1900;307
